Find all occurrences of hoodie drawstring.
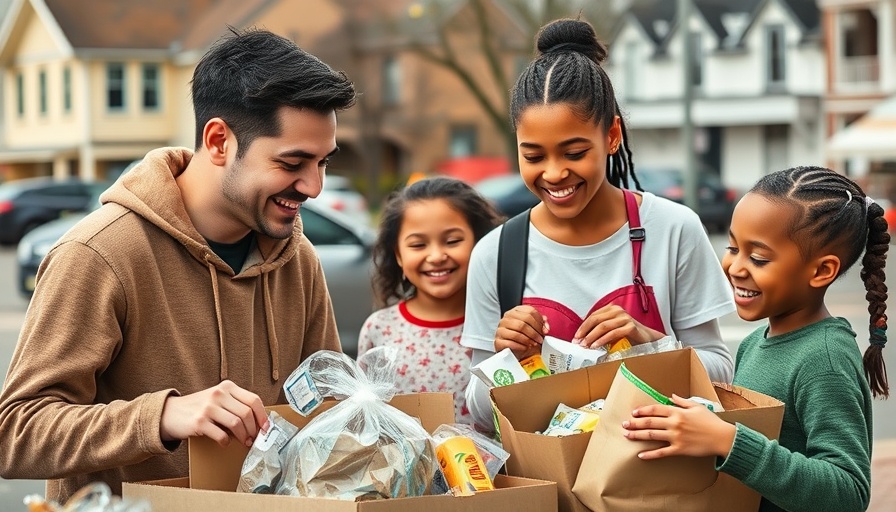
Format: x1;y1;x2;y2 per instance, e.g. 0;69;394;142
205;255;228;380
262;272;280;381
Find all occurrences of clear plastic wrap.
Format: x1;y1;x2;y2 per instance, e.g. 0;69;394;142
278;347;436;500
601;335;682;363
24;482;151;511
237;410;300;494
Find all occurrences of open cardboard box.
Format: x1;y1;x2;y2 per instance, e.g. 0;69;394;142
491;348;784;512
124;393;558;512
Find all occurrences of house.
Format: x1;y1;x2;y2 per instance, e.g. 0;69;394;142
606;0;825;192
818;0;896;199
0;0;533;195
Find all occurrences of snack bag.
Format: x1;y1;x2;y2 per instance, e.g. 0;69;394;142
279;348;436;500
542;403;601;436
471;348;530;387
519;354;549;379
429;423;510;495
435;436;494;496
541;336;607;374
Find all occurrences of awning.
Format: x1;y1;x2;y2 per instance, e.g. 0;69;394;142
827;95;896;160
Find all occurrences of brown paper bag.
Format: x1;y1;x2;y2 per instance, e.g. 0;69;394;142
572;363;783;512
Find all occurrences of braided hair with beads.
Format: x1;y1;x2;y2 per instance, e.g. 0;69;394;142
751;165;889;398
510;18;640;191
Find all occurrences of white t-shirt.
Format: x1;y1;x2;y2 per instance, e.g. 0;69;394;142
461;192;735;430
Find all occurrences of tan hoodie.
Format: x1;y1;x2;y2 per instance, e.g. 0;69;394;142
0;147;341;502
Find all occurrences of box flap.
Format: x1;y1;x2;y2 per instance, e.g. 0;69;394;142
715;384;785;440
124;471;558;512
189;392;455;492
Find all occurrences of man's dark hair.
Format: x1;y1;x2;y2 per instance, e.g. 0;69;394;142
191;27;356;157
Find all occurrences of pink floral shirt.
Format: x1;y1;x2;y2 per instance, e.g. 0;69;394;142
357;302;472;424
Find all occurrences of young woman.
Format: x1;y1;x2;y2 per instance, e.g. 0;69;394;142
461;17;735;433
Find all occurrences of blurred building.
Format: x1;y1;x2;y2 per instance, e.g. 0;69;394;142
0;0;530;188
820;0;896;199
607;0;825;192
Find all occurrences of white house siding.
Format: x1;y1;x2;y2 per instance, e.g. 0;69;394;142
722;126;764;191
609;0;826;191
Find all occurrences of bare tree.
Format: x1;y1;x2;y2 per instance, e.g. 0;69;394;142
404;0;619;163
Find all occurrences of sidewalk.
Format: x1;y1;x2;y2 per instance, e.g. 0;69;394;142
871;439;896;511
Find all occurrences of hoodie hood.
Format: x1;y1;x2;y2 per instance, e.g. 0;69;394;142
100;147;313;382
101;147;303;277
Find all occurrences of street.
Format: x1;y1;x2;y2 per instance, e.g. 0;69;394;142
0;235;894;509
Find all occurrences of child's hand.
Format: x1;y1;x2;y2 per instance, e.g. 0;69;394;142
572;304;664;348
621;394;736;459
494;305;549;360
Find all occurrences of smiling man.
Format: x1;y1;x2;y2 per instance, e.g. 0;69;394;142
0;28;356;502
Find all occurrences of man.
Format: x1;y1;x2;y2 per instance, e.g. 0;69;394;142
0;28;356;502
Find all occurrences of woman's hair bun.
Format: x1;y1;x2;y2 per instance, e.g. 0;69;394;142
536;18;607;63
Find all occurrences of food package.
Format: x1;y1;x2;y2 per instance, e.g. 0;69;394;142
278;348;436;500
430;423;510;495
470;348;530;387
542;335;683;374
541;403;601;437
237;410;300;493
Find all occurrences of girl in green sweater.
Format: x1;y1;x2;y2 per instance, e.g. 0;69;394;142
622;166;889;512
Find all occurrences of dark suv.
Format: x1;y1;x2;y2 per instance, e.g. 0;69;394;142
0;177;110;244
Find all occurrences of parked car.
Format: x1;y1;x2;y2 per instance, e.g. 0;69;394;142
474;173;539;218
0;177;111;245
17;198;375;357
308;174;371;226
634;167;738;233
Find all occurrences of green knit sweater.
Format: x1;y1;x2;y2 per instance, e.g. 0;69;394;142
717;317;872;512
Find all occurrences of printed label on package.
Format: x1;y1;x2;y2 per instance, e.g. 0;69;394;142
284;370;323;416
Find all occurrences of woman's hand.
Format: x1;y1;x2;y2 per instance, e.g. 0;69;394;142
622;394;735;459
494;305;549;360
572;304;664;348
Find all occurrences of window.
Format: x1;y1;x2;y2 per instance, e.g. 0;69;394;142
449;125;477;157
63;67;72;112
39;70;47;115
690;32;703;88
106;63;125;110
16;72;24;116
142;63;160;110
382;56;401;106
766;25;786;88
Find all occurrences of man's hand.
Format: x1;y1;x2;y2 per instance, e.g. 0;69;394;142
160;380;270;448
622;394;735;459
494;305;549;360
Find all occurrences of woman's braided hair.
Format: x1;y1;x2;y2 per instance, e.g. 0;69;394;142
751;166;889;398
510;18;640;191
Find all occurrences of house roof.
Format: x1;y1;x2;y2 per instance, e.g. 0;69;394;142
623;0;819;54
0;0;274;57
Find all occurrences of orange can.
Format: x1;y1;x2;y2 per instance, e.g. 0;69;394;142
435;436;494;495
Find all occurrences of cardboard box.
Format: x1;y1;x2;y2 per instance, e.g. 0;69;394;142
123;393;558;511
491;348;784;512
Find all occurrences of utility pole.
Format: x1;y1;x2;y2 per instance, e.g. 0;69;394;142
679;0;698;213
